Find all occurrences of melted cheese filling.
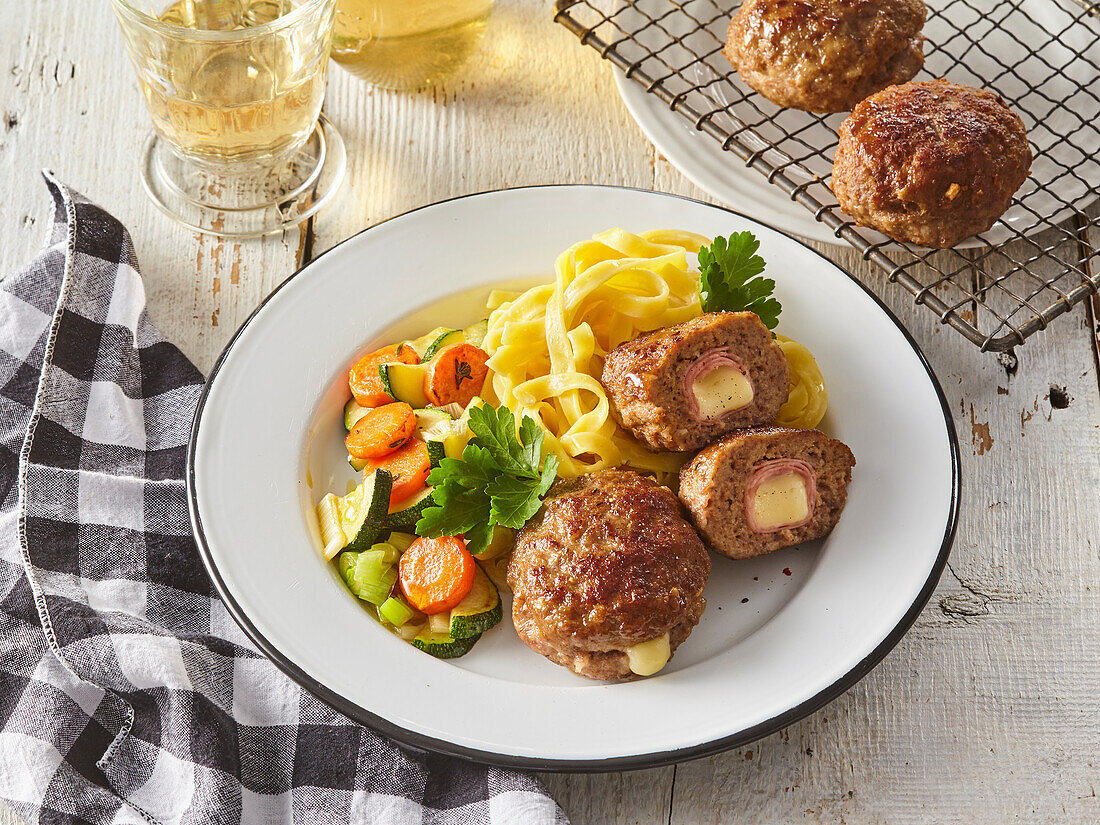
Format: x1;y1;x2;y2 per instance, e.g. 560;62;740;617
691;365;754;419
751;472;809;531
626;633;671;676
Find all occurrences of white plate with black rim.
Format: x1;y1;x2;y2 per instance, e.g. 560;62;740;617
188;185;960;770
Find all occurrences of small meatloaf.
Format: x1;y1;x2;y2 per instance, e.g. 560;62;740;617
601;312;790;452
679;427;855;560
832;79;1032;247
725;0;926;113
508;469;710;680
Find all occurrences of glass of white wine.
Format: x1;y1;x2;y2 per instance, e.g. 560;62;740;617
331;0;493;90
111;0;346;237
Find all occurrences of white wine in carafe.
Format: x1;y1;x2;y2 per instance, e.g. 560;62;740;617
331;0;492;90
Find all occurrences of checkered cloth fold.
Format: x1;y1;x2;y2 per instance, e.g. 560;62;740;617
0;175;567;825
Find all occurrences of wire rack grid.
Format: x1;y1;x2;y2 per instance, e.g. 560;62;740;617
553;0;1100;352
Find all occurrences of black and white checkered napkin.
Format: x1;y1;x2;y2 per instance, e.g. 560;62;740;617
0;175;567;825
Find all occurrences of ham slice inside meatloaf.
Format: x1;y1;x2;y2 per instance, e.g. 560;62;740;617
744;458;817;533
683;348;754;420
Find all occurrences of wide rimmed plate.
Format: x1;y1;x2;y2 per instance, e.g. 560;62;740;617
614;0;1100;247
188;185;960;771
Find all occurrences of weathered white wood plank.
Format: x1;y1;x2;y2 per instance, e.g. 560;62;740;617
541;768;675;825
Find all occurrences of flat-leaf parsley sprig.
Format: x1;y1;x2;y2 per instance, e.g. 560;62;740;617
415;403;559;555
698;232;782;329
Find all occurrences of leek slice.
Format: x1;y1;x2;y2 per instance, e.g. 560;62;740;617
379;596;415;627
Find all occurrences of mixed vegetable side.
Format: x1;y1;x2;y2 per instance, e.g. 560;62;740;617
316;320;556;659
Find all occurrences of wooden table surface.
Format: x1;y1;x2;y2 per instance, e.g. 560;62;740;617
3;2;1098;823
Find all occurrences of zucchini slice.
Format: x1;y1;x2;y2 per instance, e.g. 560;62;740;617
421;329;465;361
425;439;446;467
344;398;370;431
413;408;453;435
316;469;392;557
387;486;434;529
420;417;471;462
404;326;449;360
379;362;430;408
447;564;501;639
463;319;489;348
348;455;369;472
412;631;482;659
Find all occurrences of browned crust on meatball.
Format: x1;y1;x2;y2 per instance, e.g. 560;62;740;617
601;312;790;452
832;79;1032;247
724;0;926;113
678;427;855;560
508;469;710;680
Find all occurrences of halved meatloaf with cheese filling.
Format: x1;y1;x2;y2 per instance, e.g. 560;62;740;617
678;427;855;559
601;312;790;452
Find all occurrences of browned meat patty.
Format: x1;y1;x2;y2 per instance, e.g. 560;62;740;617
679;427;855;560
508;469;710;680
724;0;926;113
601;312;789;452
832;79;1032;247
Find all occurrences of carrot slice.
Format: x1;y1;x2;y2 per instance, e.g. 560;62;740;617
349;343;419;407
365;438;431;507
398;536;476;614
423;343;489;407
345;402;416;460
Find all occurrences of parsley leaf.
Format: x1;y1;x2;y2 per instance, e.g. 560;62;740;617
415;403;558;555
467;404;540;479
486;454;558;529
413;484;482;537
517;415;545;472
698;232;782;329
426;446;495;491
462;520;494;558
486;476;545;529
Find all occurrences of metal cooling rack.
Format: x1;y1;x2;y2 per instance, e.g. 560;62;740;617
553;0;1100;352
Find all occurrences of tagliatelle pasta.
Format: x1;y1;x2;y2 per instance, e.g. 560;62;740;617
482;227;828;480
773;335;828;429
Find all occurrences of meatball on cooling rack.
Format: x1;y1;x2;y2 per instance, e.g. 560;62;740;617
724;0;927;113
832;79;1032;248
